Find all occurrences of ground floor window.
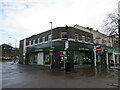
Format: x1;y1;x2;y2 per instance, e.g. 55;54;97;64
29;54;38;64
44;54;50;64
83;56;91;64
73;51;92;65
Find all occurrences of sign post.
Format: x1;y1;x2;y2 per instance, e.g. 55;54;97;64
49;48;53;69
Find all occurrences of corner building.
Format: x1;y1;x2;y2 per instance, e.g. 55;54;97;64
19;27;94;69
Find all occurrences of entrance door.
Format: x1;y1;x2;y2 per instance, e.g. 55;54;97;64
38;53;44;65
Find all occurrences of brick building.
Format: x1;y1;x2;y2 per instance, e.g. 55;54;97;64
19;26;94;69
0;44;19;60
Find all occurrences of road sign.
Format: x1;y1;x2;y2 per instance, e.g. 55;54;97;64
49;48;53;55
96;52;103;55
96;46;102;52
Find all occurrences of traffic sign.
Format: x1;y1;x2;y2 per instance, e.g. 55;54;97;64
49;48;53;55
96;52;103;55
96;46;102;52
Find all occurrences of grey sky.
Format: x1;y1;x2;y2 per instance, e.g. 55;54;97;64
0;0;119;47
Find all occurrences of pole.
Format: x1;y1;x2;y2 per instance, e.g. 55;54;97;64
66;25;68;62
49;22;53;69
65;25;70;71
94;46;97;67
106;53;109;65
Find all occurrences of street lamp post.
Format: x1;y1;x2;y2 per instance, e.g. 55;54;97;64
9;37;17;63
66;25;69;63
49;22;53;69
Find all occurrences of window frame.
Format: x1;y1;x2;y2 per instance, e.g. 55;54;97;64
29;41;31;45
87;36;91;43
75;33;79;41
48;34;52;41
82;35;85;42
38;38;40;44
61;31;67;40
42;37;45;43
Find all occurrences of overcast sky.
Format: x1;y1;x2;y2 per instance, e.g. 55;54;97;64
0;0;119;47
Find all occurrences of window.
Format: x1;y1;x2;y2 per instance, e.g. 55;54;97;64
102;39;106;45
33;40;35;44
96;39;100;44
48;34;52;41
42;37;45;42
82;35;85;42
109;41;111;46
38;38;40;43
102;39;104;44
29;41;31;45
61;32;67;40
88;37;90;43
75;33;79;40
104;40;107;45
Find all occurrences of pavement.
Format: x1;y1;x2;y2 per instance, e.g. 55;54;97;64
1;61;120;88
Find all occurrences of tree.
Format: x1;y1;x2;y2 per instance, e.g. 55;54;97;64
104;11;120;36
104;10;120;64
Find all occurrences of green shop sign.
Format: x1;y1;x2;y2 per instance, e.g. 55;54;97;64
101;48;113;53
27;46;92;53
69;46;92;51
27;46;65;53
34;48;43;52
78;48;89;51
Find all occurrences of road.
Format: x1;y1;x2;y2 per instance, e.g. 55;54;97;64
2;61;120;88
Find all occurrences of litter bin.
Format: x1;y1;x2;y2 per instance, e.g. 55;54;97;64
65;61;70;72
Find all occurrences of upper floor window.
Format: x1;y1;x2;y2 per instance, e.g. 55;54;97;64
61;32;67;40
96;39;100;44
29;41;31;45
102;39;104;44
82;35;85;42
104;40;107;45
102;39;106;45
33;40;35;44
88;37;90;43
48;34;52;41
42;37;45;43
108;41;111;46
38;38;40;43
75;33;79;40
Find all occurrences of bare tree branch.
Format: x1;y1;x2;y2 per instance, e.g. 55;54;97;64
103;11;119;36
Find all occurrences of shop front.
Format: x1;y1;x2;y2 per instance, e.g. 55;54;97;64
96;46;113;65
25;41;94;69
69;41;94;66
